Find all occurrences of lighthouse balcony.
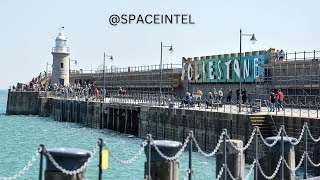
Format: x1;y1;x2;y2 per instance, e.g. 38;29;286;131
52;47;70;53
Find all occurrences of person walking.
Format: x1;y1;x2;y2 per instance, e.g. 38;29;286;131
277;89;284;111
269;90;276;112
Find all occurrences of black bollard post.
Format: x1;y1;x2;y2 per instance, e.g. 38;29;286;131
189;131;193;180
98;138;103;180
304;123;308;179
44;148;91;180
281;125;284;180
223;128;227;180
39;144;45;180
144;138;182;180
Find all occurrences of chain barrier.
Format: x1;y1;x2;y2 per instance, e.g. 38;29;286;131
191;169;199;180
192;131;225;157
0;147;41;180
307;152;320;167
216;165;225;180
107;140;147;164
183;169;191;180
225;127;256;152
307;126;320;142
45;144;98;175
244;160;256;180
257;156;282;180
226;165;239;180
283;151;305;172
282;124;305;146
258;126;283;147
152;135;190;161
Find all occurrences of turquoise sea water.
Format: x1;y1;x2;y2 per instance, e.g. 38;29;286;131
0;90;222;179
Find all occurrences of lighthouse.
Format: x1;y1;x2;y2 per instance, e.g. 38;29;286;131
51;28;70;86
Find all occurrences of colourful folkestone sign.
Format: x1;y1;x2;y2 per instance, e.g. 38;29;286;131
181;55;265;83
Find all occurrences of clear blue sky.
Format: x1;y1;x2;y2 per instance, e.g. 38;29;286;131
0;0;319;88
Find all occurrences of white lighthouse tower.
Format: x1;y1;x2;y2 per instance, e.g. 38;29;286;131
51;28;70;86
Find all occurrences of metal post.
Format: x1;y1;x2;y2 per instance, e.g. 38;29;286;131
308;102;310;117
304;123;308;179
189;131;193;180
239;29;242;112
103;53;106;91
281;125;284;180
39;144;45;180
300;102;302;117
159;41;163;106
147;134;152;180
223;128;227;180
98;138;103;180
254;128;258;180
291;101;293;116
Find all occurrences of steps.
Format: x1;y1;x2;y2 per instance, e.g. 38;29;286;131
250;115;274;138
250;115;275;155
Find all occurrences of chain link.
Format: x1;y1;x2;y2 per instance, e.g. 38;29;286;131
216;165;224;180
283;151;305;172
258;126;282;147
307;152;320;167
283;124;305;146
107;140;147;164
191;169;199;180
152;135;190;161
193;131;225;157
0;148;41;180
245;160;256;180
183;169;191;180
257;156;282;180
226;165;239;180
307;126;320;142
45;144;98;175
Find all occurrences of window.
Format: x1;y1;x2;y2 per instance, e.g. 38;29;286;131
60;63;63;68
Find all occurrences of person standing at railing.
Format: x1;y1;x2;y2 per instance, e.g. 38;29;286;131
269;90;276;112
236;88;240;103
226;88;232;103
218;88;224;103
277;89;284;111
241;88;247;103
205;92;214;108
279;49;285;62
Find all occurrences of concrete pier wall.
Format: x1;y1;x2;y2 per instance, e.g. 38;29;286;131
6;91;320;161
6;91;41;115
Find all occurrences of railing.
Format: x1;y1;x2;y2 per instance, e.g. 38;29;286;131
284;50;320;62
52;47;70;53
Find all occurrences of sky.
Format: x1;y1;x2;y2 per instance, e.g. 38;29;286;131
0;0;319;89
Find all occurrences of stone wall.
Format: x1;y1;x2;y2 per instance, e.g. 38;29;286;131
6;91;41;115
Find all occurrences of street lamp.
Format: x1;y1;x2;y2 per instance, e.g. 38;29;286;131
159;41;173;106
46;62;53;73
239;29;257;112
69;58;77;74
103;52;113;92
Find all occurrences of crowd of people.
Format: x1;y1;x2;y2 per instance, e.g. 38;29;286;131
179;88;249;108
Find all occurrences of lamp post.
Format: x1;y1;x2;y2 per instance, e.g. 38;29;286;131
159;41;173;106
239;29;257;112
46;62;53;74
69;58;77;74
103;52;113;92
